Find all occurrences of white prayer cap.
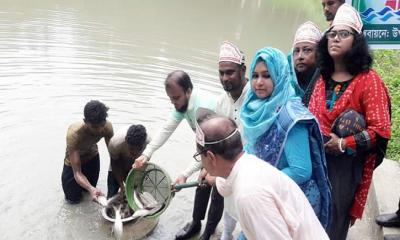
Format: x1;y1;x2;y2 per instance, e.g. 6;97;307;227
195;107;239;147
331;3;363;34
196;120;205;147
293;21;322;46
219;41;245;65
195;107;214;147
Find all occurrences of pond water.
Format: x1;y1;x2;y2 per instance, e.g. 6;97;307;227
0;0;325;239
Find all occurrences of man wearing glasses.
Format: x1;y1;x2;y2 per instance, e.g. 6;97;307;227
195;110;329;240
61;100;114;204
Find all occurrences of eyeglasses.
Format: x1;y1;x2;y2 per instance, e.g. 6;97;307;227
326;30;354;40
193;149;207;162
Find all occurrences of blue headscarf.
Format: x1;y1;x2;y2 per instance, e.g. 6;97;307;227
241;47;299;149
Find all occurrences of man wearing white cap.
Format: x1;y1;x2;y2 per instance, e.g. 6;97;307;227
195;111;329;240
292;21;322;107
174;41;248;240
309;3;392;240
215;41;249;240
216;41;248;128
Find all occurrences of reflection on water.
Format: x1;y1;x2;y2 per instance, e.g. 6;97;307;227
0;0;324;239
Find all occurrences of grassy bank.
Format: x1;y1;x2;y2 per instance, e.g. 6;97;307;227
373;50;400;160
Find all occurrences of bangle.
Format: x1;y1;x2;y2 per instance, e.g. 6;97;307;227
338;138;345;153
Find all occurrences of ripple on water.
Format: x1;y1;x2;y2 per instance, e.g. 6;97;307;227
0;1;320;238
0;10;215;239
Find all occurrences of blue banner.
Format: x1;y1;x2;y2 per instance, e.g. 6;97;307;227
348;0;400;49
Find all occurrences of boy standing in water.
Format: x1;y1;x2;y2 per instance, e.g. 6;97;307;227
107;124;149;197
61;100;114;203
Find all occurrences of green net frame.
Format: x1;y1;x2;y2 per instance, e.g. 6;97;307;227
125;162;173;218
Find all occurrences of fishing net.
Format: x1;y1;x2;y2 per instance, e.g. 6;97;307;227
140;168;171;204
125;162;173;218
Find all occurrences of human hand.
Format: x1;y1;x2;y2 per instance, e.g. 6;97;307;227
204;174;216;186
132;155;149;169
89;187;104;201
94;195;109;207
172;175;188;192
324;133;345;155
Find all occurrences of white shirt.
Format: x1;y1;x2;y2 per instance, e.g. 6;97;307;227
142;89;216;160
215;82;249;135
214;82;249;218
216;153;329;240
181;83;249;178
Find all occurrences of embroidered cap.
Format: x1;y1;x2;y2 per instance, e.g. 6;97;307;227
219;41;245;65
195;120;206;147
196;107;215;147
293;21;322;46
195;107;239;147
331;3;363;34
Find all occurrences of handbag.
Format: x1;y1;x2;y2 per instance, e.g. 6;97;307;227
331;109;366;138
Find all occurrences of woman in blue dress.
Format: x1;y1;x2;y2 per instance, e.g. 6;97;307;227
241;47;331;229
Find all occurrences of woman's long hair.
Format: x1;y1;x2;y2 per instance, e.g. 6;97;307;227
317;30;372;80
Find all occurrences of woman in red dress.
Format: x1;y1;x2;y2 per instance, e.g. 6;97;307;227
308;4;391;240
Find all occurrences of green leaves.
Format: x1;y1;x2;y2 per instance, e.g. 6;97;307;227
373;49;400;160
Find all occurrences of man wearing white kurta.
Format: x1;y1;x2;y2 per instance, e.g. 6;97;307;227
195;113;329;240
173;42;249;240
215;41;249;240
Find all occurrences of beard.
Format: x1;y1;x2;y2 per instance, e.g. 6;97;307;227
176;103;188;113
296;67;316;91
325;13;334;21
222;80;244;93
222;82;233;92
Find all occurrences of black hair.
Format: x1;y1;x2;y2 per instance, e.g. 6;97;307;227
317;30;372;80
83;100;109;124
125;124;147;147
165;70;193;92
